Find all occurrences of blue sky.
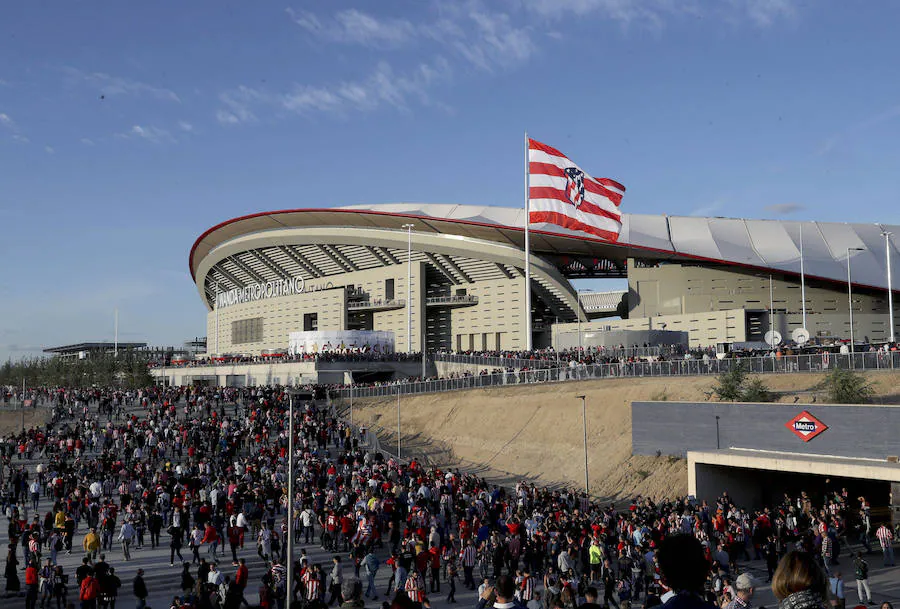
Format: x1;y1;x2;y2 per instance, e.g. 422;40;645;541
2;1;900;361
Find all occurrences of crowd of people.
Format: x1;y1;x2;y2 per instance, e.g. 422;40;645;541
0;384;897;609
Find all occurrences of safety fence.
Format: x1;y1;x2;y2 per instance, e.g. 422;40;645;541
337;351;900;400
432;346;662;369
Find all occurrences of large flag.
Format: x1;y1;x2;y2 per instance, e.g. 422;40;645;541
528;138;625;241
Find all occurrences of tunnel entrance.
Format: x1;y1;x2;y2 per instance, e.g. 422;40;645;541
689;450;900;525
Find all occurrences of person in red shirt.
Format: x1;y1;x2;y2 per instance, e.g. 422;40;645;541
202;523;220;557
428;543;442;594
339;513;354;552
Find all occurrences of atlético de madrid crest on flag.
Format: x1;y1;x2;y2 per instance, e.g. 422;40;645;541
564;167;585;208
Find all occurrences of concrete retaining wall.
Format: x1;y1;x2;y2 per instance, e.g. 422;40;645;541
632;400;900;460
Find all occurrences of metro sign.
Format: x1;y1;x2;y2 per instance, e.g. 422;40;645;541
785;410;828;442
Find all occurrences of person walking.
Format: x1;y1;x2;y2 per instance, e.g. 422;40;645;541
461;540;477;590
132;569;148;609
169;526;184;566
118;520;135;561
853;553;874;605
363;548;379;601
875;524;895;567
829;571;845;609
83;528;101;562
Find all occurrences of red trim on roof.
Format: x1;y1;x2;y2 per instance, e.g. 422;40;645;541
188;208;891;295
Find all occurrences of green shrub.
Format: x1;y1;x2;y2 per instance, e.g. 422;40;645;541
711;362;773;402
821;368;874;404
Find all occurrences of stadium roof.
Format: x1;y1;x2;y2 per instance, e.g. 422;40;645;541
44;342;147;354
190;203;900;294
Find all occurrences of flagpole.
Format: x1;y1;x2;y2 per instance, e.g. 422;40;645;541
524;130;533;351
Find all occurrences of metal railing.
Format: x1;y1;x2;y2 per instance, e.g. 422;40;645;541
338;351;900;400
346;298;406;311
433;347;662;369
425;295;479;306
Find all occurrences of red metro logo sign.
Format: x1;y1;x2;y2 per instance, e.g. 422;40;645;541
785;411;828;442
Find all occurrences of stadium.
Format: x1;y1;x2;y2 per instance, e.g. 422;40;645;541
189;203;899;356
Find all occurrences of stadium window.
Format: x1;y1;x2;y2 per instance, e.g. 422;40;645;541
303;313;318;331
385;278;395;300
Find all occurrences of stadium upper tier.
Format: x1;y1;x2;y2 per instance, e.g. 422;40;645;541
190;203;898;310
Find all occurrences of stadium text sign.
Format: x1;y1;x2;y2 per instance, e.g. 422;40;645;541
216;276;305;309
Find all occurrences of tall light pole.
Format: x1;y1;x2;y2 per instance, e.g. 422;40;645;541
402;223;415;353
847;247;866;355
286;392;294;605
882;231;895;344
576;395;589;496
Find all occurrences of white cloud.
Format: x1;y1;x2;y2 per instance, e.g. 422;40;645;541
80;138;95;146
121;124;175;144
63;67;180;103
690;200;724;217
522;0;794;28
817;103;900;156
12;134;29;144
216;86;265;125
741;0;795;27
764;203;805;216
287;7;417;48
178;121;194;132
218;57;452;122
289;4;535;70
44;146;54;154
453;11;536;70
0;112;14;129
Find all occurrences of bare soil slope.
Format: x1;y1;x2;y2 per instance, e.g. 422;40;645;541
0;409;50;436
350;370;900;503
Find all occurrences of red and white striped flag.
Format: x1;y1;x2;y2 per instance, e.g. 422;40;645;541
528;138;625;241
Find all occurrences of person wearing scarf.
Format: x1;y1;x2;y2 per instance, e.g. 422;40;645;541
773;551;830;609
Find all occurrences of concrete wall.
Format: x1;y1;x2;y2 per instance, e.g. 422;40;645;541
554;309;748;348
207;265;425;356
551;328;689;351
152;361;319;387
450;277;524;352
629;261;898;342
632;400;900;460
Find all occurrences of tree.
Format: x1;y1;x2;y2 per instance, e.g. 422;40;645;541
711;362;773;402
712;363;747;401
821;368;874;404
741;376;772;402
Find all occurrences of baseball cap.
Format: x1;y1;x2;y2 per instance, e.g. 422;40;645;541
735;573;758;590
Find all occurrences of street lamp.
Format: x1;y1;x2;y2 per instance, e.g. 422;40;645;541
847;247;866;356
402;223;415;353
576;394;589;496
882;231;895;344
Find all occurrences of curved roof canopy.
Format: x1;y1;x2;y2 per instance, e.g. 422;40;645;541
191;203;900;294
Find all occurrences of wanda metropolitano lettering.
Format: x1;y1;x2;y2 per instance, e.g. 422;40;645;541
215;276;307;309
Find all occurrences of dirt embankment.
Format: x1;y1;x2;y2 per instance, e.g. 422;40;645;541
348;370;900;503
0;408;51;436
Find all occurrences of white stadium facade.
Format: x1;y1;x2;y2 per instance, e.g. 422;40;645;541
189;203;899;356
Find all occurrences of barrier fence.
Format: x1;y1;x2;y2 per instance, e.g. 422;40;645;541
433;347;661;369
338;351;900;400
